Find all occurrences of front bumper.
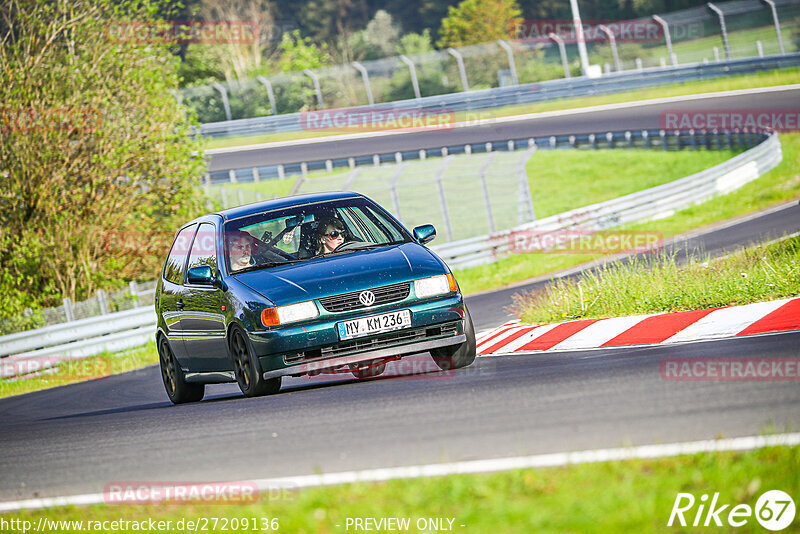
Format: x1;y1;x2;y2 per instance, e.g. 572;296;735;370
250;294;466;378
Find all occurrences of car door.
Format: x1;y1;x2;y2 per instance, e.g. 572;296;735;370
160;224;197;363
181;222;230;372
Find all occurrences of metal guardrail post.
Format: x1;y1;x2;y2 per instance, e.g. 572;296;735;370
478;153;497;233
211;82;232;121
303;69;324;109
129;280;139;308
757;41;764;57
548;33;571;78
760;0;786;56
399;55;421;100
707;3;732;61
351;62;375;106
569;0;591;76
652;15;677;67
496;40;519;85
435;157;454;241
447;48;470;91
256;76;278;115
598;25;621;72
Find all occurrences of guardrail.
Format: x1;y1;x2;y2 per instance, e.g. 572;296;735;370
432;130;782;269
0;129;781;372
198;54;800;139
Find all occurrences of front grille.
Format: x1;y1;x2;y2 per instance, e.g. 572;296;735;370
319;282;410;313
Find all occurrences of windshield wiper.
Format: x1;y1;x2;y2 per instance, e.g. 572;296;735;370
232;259;301;274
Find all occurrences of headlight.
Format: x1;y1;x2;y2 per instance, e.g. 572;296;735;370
262;301;319;327
414;273;457;299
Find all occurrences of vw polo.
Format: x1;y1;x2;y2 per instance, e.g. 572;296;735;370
155;191;476;403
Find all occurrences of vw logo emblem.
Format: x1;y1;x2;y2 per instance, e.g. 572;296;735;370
358;290;376;307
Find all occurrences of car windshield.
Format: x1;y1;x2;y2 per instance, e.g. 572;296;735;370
223;197;412;273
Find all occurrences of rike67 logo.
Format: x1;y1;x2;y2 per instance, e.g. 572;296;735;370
668;490;796;530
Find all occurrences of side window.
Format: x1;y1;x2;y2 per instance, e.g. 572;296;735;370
164;224;197;285
187;224;218;274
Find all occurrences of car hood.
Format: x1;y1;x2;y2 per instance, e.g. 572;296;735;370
232;243;447;306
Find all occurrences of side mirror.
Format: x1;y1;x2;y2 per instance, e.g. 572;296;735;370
187;265;214;285
413;224;436;245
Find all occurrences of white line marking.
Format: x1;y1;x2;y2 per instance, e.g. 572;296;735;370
205;84;800;155
2;433;797;512
550;314;654;351
665;298;793;343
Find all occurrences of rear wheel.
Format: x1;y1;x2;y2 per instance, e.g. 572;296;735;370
158;337;204;404
430;305;477;371
229;327;281;397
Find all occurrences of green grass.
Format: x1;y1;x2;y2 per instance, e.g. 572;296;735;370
204;67;800;150
513;234;800;324
527;149;738;219
5;444;798;532
454;132;800;294
0;342;158;399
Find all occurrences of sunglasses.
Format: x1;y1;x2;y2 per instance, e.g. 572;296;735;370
325;231;344;239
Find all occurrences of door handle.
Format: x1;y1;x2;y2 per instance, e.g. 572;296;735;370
176;300;185;310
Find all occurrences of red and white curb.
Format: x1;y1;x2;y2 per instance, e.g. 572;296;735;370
477;297;800;355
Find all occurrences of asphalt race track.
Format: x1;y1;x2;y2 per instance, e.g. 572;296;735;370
1;331;799;502
207;86;800;171
2;89;800;504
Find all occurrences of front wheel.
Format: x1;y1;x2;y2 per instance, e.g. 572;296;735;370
158;337;205;404
430;306;477;371
229;327;282;397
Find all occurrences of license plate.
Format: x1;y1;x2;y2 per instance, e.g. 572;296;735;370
337;310;412;340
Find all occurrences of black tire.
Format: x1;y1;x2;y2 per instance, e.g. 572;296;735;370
229;326;281;397
158;337;205;404
430;305;477;371
352;361;386;379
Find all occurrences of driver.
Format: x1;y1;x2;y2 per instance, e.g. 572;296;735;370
227;231;254;271
315;218;346;255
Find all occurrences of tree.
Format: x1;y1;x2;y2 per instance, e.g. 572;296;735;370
278;29;330;72
437;0;523;48
0;0;205;316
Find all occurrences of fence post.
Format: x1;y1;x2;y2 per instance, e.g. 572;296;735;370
211;82;232;121
221;187;228;207
652;15;677;67
479;152;497;233
518;147;537;224
399;55;422;100
303;69;324;109
97;289;109;315
760;0;786;55
228;169;237;183
351;61;375;106
252;167;260;182
238;189;245;205
435;157;454;242
756;40;764;57
707;3;732;61
598;25;621;72
390;164;405;221
129;280;139;308
447;48;470;91
497;40;519;85
256;75;277;115
63;298;74;322
548;33;571;78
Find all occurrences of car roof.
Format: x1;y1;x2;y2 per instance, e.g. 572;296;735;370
215;191;364;221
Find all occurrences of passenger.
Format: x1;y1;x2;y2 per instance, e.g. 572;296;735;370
227;232;254;271
315;218;346;255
